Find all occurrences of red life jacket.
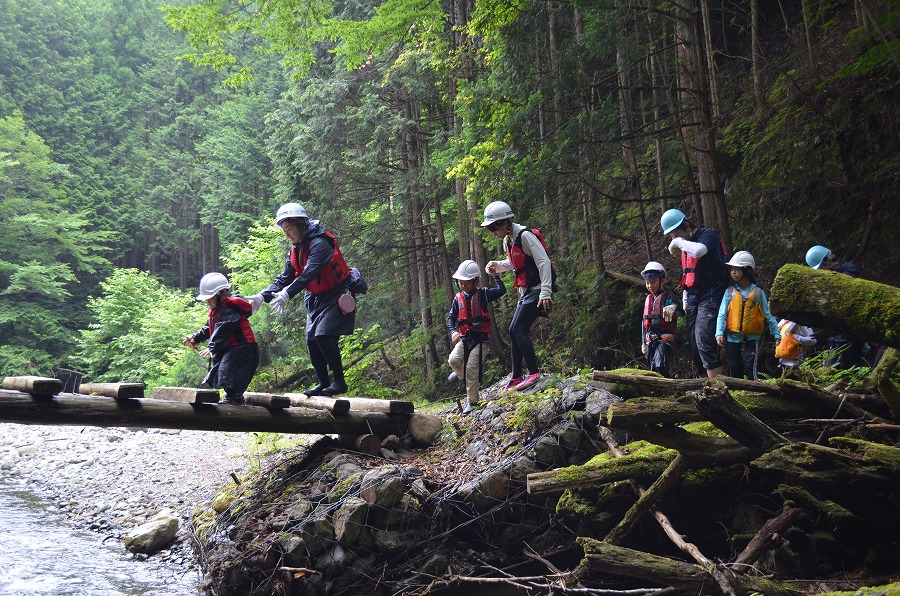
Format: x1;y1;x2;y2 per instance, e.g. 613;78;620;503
455;290;492;338
680;233;728;290
643;291;677;334
208;297;256;346
289;231;351;295
507;228;558;290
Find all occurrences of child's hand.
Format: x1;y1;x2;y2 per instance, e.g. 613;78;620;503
662;304;677;321
640;343;647;356
199;348;212;358
716;335;725;347
451;331;461;345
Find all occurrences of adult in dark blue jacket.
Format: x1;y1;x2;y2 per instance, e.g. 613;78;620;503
805;244;863;368
661;208;729;378
247;203;355;396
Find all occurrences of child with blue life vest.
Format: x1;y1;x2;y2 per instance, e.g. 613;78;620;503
447;260;507;415
183;272;260;404
715;251;781;380
640;261;680;378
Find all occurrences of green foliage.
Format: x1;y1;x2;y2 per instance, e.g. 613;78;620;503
73;268;204;383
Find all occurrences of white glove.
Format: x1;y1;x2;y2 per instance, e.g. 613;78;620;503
270;289;291;315
662;304;677;321
668;237;683;256
641;343;648;356
246;293;264;315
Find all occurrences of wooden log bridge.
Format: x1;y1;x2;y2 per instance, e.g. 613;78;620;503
0;389;411;438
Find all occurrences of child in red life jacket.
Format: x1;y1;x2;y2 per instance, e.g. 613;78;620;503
447;260;507;415
640;262;680;378
481;201;556;392
183;272;260;405
714;251;781;380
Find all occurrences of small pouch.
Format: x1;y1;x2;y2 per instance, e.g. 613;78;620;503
338;292;356;314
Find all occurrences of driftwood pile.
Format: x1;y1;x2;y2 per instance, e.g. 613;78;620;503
526;370;900;595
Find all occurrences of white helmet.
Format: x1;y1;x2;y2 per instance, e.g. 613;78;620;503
641;261;667;278
726;250;756;270
275;202;309;226
196;272;231;300
452;260;481;281
480;201;515;227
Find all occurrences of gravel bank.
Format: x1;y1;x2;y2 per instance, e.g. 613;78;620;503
0;423;254;581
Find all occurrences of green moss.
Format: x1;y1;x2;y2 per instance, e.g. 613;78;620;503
812;583;900;595
328;472;361;503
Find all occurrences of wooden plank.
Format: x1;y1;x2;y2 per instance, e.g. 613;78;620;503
285;393;350;415
78;382;145;400
151;386;220;404
2;376;62;396
0;389;411;437
245;392;291;409
341;396;414;415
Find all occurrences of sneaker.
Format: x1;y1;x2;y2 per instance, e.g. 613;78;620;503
223;394;246;405
501;377;522;391
461;402;476;415
515;372;542;391
447;371;459;383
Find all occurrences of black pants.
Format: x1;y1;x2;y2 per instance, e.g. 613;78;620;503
726;339;759;380
509;289;543;379
307;335;344;386
647;339;673;378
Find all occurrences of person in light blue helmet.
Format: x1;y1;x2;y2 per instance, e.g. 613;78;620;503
661;208;729;378
804;244;862;368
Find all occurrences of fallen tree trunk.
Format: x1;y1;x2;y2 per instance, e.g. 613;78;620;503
0;389;411;437
769;263;900;349
694;378;789;454
734;507;803;568
575;539;803;595
870;347;900;419
527;450;675;494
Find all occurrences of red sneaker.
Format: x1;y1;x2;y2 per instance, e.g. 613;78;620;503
515;372;542;391
501;376;522;391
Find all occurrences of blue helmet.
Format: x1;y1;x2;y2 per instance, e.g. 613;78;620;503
805;245;833;269
660;209;687;235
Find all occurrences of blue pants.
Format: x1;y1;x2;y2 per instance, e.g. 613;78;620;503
726;339;760;380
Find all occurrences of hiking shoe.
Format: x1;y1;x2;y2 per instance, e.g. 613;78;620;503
447;371;459;383
304;383;329;397
501;377;522;391
223;394;246;405
461;402;476;416
515;372;542;391
321;382;348;396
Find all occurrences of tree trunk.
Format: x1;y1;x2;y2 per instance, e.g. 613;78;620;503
769;264;900;348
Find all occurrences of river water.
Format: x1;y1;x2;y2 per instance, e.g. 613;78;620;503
0;478;201;596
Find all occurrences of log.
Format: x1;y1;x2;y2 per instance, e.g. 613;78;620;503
0;389;411;436
870;347;900;418
3;376;63;396
527;450;675;495
769;263;900;349
606;424;755;463
285;393;351;415
694;378;789;454
152;386;220;404
575;538;802;595
245;392;291;409
341;396;414;415
340;433;381;455
734;507;803;567
407;413;443;446
78;382;146;400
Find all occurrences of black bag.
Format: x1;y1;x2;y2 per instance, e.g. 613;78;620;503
347;267;368;295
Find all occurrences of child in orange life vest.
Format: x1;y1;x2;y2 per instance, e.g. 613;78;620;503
715;251;781;380
183;272;260;405
775;319;816;370
447;260;507;415
640;262;680;378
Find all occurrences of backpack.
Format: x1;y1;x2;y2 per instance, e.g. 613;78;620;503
347;267;368;295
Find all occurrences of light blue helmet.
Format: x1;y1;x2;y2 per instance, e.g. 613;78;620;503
660;209;687;235
805;245;833;269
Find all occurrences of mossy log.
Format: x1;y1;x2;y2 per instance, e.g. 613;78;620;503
870;347;900;418
574;538;803;596
694;379;789;454
613;424;755;462
733;507;803;567
526;450;675;494
769;263;900;348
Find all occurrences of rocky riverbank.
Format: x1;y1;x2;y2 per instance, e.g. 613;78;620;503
0;423;255;584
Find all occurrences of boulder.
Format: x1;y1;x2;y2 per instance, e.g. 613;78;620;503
124;510;179;554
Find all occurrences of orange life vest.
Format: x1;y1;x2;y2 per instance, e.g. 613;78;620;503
455;291;492;338
724;286;765;336
289;231;351;295
208;297;256;346
775;321;802;359
643;291;677;334
507;228;558;290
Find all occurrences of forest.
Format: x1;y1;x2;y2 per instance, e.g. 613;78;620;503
0;0;897;398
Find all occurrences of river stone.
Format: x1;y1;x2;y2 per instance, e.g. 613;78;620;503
298;514;334;556
16;445;38;456
124;510;179;554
